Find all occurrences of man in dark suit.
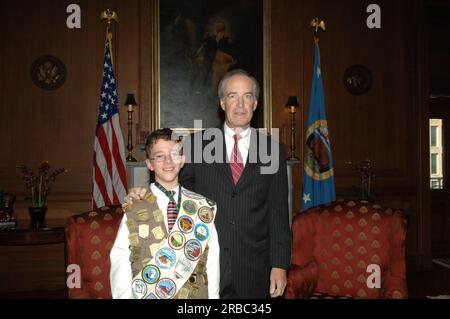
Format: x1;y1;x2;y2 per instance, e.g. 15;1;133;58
180;69;291;298
124;69;291;299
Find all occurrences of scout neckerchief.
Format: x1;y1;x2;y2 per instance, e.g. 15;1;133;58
154;182;182;212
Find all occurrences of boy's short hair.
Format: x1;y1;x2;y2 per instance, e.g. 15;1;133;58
145;128;182;158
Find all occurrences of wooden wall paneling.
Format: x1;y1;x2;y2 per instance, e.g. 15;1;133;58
271;0;304;214
0;0;142;222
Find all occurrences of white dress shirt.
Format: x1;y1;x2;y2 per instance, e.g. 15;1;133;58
224;123;251;166
110;183;220;299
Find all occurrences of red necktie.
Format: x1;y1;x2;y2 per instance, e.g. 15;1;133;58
166;190;177;232
230;134;244;185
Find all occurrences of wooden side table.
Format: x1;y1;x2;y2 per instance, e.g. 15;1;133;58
0;227;67;298
0;227;66;246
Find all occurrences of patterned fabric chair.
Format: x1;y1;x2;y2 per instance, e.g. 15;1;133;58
65;205;123;299
285;199;407;299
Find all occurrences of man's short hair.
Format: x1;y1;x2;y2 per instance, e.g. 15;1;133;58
145;128;182;158
217;69;260;101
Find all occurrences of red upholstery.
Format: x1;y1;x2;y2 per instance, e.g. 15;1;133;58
285;199;407;299
65;205;123;299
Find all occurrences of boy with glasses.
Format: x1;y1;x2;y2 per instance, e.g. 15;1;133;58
110;128;220;299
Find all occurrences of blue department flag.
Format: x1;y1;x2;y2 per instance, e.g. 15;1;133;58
301;41;336;211
92;32;128;209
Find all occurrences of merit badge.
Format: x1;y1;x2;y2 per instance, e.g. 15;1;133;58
132;279;147;299
155;247;177;269
142;265;160;284
178;215;194;233
177;287;190;299
198;206;214;223
168;231;185;250
155;278;176;299
181;189;204;200
194;223;209;241
182;200;198;215
126;219;137;233
128;233;140;246
145;293;157;299
174;257;193;280
137;209;150;222
184;239;202;261
138;224;150;239
151;226;165;240
144;192;157;203
149;240;164;257
152;209;164;223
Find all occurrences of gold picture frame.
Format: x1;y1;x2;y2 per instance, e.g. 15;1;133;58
139;0;272;139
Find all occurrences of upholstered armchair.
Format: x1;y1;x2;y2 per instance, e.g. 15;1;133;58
65;205;123;299
285;199;407;299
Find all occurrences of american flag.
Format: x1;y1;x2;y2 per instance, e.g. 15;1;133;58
92;35;128;209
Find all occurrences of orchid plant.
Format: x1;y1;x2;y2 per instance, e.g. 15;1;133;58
16;161;67;207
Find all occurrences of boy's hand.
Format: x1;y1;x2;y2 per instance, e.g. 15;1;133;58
123;187;149;205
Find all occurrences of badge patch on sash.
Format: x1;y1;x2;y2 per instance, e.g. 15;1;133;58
156;278;177;299
198;206;214;223
182;200;198;215
184;239;202;261
128;233;139;246
142;265;160;284
139;224;150;239
151;226;165;240
194;224;209;241
178;216;194;233
149;240;164;257
152;209;164;223
155;247;177;269
137;209;150;222
132;279;147;299
174;257;193;279
168;231;185;250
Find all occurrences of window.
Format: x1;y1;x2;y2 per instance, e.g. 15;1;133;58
430;119;443;189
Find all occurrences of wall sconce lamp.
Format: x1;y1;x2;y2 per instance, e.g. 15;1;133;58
285;96;300;160
125;93;138;162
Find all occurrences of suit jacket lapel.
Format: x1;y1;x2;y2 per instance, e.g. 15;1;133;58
209;127;234;186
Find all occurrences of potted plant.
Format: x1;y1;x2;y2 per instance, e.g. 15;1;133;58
346;158;376;202
17;161;67;229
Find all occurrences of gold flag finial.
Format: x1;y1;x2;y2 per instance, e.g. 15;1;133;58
310;18;326;39
100;9;119;27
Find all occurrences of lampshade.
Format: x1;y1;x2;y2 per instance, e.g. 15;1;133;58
124;93;137;106
285;96;299;108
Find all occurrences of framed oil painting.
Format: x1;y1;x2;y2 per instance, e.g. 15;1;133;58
152;0;272;133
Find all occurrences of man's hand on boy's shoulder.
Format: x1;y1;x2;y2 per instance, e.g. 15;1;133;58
123;187;149;206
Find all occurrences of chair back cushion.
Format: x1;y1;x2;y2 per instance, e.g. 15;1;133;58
290;199;407;298
66;205;123;299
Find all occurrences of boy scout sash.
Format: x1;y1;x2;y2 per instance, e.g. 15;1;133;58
124;187;217;299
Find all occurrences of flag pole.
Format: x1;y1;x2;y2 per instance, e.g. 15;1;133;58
100;9;119;66
310;17;325;44
300;17;335;212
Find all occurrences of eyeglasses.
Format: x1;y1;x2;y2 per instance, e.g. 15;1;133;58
149;151;182;163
